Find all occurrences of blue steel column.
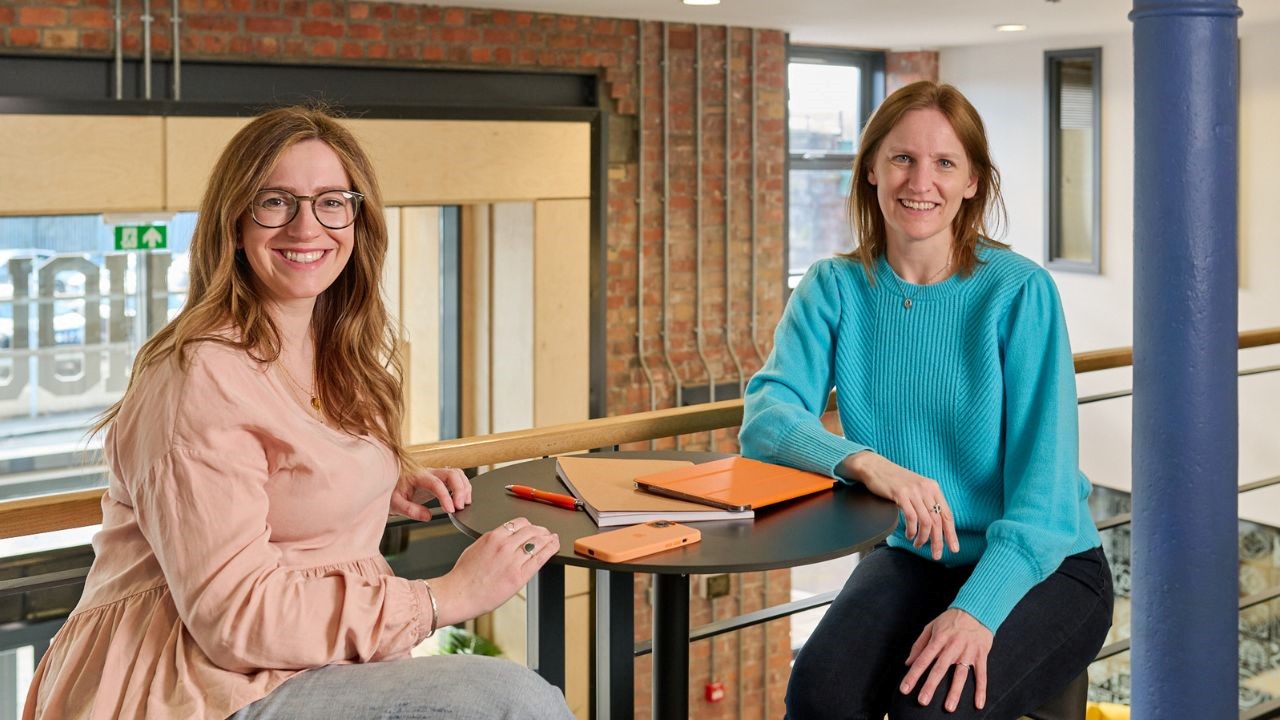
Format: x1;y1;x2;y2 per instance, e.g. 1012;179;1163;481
1129;2;1239;718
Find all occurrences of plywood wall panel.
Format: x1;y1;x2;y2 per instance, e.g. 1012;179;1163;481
533;198;590;427
0;115;165;215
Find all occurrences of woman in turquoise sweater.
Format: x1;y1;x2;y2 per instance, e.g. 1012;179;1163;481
740;81;1112;719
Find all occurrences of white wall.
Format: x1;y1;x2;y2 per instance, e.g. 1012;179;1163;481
940;24;1280;523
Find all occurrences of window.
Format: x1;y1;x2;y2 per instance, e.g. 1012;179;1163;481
1045;48;1102;272
787;47;884;288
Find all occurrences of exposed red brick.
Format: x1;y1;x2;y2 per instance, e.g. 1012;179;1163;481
347;2;368;19
443;7;465;25
253;0;280;13
300;20;342;37
228;0;250;12
245;16;291;33
420;45;443;61
347;23;381;40
366;41;388;58
341;41;362;58
9;27;40;47
18;7;67;27
68;8;111;29
0;7;14;26
492;10;510;25
282;0;306;17
308;37;336;56
419;6;439;23
482;28;519;45
371;3;391;20
80;29;109;49
254;36;279;55
492;46;512;65
308;0;333;18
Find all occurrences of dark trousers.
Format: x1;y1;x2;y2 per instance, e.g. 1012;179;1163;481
785;545;1113;720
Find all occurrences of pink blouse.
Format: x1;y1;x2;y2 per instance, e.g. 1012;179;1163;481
24;340;434;719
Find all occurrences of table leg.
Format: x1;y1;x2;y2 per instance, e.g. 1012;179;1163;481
652;573;690;720
528;563;565;690
593;569;634;719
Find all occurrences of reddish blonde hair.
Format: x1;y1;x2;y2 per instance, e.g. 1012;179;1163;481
846;81;1008;276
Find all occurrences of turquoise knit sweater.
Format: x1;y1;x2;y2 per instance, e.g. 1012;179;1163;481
739;246;1101;632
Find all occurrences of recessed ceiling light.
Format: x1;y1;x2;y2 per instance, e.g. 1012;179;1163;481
994;24;1028;32
684;0;720;5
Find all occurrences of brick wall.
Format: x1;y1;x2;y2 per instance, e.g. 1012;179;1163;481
886;50;941;93
0;2;793;716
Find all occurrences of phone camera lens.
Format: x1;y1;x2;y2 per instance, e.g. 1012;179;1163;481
652;520;672;527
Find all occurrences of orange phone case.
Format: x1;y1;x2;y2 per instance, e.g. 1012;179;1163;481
573;520;702;563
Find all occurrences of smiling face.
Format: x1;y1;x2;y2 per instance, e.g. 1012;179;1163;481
867;107;979;251
238;139;355;312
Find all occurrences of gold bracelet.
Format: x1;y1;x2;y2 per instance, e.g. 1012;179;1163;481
420;579;439;639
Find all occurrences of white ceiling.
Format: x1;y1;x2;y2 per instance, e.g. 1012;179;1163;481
416;0;1280;50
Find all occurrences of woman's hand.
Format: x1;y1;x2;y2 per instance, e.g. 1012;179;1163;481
840;451;959;560
390;467;472;521
428;517;560;625
900;608;994;712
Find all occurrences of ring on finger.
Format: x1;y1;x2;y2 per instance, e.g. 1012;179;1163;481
931;503;942;514
503;521;517;534
522;541;536;555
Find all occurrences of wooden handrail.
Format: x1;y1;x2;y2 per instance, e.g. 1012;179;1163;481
3;326;1278;540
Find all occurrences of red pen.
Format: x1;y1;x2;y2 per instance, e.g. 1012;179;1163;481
505;484;583;511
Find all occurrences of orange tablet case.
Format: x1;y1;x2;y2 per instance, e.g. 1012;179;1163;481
633;456;834;512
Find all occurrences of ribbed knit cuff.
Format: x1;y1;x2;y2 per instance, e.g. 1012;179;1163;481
774;422;872;480
950;541;1042;633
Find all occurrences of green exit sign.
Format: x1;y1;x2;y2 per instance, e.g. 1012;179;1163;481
114;225;167;251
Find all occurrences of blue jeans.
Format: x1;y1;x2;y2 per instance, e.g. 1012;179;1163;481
227;655;574;720
785;545;1113;720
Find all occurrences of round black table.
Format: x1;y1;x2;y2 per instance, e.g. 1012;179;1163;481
450;450;898;719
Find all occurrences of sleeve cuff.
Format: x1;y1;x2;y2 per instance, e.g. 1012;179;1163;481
774;422;872;480
950;541;1042;633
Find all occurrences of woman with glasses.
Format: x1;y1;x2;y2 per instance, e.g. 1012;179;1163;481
23;107;573;720
740;82;1112;719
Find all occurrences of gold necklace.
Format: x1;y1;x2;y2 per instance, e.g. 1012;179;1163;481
889;259;952;310
276;360;322;414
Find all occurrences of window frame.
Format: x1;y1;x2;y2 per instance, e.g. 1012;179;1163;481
785;46;885;291
1044;46;1103;274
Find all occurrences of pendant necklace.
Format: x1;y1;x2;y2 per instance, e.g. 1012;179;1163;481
890;259;952;310
277;360;322;414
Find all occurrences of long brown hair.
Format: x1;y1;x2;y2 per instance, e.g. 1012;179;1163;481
846;81;1008;276
95;106;414;471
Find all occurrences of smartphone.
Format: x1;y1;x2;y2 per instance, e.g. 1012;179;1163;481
573;520;702;563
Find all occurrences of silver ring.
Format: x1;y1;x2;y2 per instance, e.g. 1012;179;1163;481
503;521;517;534
931;503;942;514
522;542;536;555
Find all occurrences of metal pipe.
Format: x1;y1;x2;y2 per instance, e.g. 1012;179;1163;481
693;26;717;450
659;23;683;448
170;0;181;100
761;570;770;720
637;25;658;449
723;27;745;399
749;30;767;369
141;0;153;100
113;0;123;100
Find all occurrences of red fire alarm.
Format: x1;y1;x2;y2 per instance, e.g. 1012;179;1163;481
705;681;726;702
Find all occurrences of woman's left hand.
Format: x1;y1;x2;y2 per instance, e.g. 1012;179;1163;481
900;608;994;712
390;467;472;521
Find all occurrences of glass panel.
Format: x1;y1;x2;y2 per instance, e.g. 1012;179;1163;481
788;168;854;285
788;63;862;156
0;214;194;505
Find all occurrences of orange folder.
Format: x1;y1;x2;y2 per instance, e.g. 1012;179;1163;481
633;456;835;512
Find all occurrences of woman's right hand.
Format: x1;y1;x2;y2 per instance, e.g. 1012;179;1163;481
428;517;560;626
840;451;959;560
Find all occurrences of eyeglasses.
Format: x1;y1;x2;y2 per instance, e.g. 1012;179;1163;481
249;189;364;230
